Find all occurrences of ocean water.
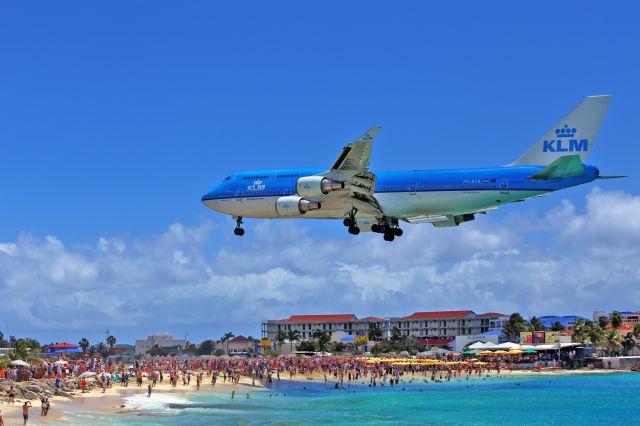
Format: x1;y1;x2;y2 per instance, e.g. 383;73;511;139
60;372;639;425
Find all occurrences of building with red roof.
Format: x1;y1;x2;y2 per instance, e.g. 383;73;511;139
263;309;492;343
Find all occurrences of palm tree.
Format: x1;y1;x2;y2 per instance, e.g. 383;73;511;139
572;319;589;343
550;321;565;331
587;324;605;353
286;330;301;354
312;330;331;353
276;331;286;353
78;338;90;354
368;323;382;341
597;316;610;329
529;316;546;331
96;342;108;359
220;332;234;355
503;313;529;342
609;311;624;329
604;329;622;356
634;324;640;340
622;332;636;356
106;335;116;355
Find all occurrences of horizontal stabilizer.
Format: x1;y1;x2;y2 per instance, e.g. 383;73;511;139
597;175;628;179
528;155;584;180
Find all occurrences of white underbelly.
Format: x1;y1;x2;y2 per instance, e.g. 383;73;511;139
376;190;548;217
205;190;549;219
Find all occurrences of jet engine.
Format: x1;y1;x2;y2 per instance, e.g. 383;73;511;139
275;196;321;216
296;176;344;198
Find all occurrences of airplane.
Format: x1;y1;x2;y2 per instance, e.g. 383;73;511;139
202;95;623;241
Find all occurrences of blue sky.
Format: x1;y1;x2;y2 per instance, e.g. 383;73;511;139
1;2;639;344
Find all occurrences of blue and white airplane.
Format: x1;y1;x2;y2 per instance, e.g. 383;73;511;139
202;96;621;241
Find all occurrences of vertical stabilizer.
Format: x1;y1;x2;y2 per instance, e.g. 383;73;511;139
510;95;612;166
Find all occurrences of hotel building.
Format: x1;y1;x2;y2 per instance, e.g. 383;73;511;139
262;310;495;345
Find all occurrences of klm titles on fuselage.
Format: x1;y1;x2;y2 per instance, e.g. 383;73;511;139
247;180;266;191
543;124;589;153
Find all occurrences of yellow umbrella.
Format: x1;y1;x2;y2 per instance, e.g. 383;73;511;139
493;350;509;355
507;349;523;355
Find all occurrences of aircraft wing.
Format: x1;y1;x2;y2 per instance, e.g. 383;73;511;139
318;128;384;217
324;128;379;180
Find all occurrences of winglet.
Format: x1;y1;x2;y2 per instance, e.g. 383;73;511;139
354;127;381;143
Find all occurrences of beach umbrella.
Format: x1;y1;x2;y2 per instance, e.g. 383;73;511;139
507;350;523;355
493;350;508;355
9;360;29;366
462;350;477;356
524;349;537;354
79;371;96;378
54;360;68;365
478;350;494;355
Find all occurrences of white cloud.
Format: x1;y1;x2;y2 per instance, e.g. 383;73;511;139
0;188;638;343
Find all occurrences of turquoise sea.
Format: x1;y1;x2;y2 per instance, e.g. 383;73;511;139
61;372;639;425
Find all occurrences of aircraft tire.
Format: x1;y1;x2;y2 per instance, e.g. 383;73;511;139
348;226;360;235
394;228;403;237
234;228;245;236
383;232;395;242
343;218;352;227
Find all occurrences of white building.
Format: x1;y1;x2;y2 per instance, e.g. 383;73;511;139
135;333;186;355
262;314;390;341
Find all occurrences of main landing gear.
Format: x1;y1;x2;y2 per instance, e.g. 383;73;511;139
233;217;245;236
371;218;403;242
343;208;360;235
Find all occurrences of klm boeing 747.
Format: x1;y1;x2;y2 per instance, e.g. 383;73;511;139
202;96;622;241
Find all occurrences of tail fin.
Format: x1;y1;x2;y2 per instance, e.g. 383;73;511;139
510;95;612;166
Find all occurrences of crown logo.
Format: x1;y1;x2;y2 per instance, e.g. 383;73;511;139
254;180;263;185
555;124;577;138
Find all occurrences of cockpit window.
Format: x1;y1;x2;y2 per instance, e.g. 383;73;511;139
224;176;231;181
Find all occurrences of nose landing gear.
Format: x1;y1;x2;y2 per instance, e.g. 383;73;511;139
233;217;245;236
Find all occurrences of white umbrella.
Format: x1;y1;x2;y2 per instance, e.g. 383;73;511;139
54;360;68;365
9;360;29;366
79;371;96;378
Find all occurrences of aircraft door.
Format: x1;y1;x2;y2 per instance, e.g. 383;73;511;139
499;179;509;194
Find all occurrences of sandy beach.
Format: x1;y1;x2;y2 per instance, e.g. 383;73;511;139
0;374;261;425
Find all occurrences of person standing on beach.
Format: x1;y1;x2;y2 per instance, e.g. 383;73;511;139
0;408;4;426
22;401;32;425
8;386;15;404
147;384;152;398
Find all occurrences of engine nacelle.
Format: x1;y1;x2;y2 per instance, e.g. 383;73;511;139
432;214;475;228
275;196;321;216
296;176;344;198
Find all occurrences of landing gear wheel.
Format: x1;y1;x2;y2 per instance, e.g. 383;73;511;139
383;232;395;242
233;217;245;236
371;224;381;233
348;226;360;235
393;228;403;237
343;218;352;227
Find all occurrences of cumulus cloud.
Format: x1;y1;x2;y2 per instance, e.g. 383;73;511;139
0;188;638;342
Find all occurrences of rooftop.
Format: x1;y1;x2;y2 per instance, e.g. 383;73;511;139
480;312;508;318
401;310;475;320
277;314;357;323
